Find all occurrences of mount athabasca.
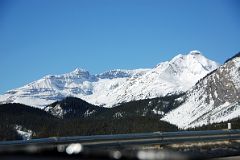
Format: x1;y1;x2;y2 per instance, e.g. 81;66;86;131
0;51;219;109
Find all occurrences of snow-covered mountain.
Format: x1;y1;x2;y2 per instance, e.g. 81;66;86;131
162;53;240;129
0;51;219;108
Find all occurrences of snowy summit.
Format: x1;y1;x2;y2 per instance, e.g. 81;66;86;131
0;51;219;108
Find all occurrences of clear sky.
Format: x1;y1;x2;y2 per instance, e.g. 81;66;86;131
0;0;239;93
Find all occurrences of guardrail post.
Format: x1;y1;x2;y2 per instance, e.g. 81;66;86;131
228;123;232;143
228;123;231;130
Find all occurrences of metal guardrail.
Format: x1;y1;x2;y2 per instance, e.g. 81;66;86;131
0;129;240;147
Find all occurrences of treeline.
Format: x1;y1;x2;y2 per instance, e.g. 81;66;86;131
0;103;59;140
101;93;186;119
5;96;240;141
189;117;240;131
49;117;178;137
0;103;178;141
45;94;185;120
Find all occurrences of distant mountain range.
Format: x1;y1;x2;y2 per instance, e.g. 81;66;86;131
0;50;219;108
1;50;240;140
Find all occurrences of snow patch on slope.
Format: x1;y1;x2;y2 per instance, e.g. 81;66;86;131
15;125;33;140
45;104;64;118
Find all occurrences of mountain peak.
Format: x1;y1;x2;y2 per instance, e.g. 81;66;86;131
169;50;206;65
169;50;203;63
157;51;219;87
155;51;218;72
71;68;88;75
67;68;93;79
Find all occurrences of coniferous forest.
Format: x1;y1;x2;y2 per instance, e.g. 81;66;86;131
1;94;239;141
0;100;178;141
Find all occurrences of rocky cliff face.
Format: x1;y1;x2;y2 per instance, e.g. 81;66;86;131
162;54;240;128
200;59;240;107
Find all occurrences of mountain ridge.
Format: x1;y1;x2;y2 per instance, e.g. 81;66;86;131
0;51;219;108
162;54;240;128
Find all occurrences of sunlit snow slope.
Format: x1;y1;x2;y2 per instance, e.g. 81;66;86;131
0;51;219;108
162;55;240;129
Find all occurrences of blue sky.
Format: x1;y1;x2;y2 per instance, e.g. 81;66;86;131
0;0;239;93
